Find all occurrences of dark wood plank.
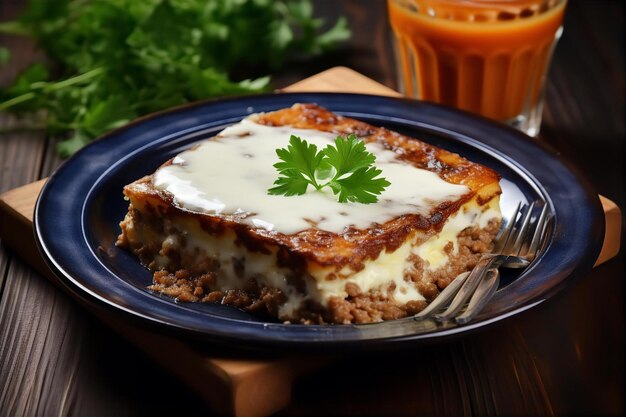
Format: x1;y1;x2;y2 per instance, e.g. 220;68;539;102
0;0;101;407
0;3;209;415
0;258;83;416
1;1;624;416
542;0;625;205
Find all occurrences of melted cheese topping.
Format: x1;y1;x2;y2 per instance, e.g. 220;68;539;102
309;198;501;307
153;118;470;234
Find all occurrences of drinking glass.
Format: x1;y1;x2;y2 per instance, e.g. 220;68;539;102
387;0;567;136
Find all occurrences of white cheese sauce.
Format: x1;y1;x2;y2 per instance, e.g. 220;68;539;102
152;118;470;234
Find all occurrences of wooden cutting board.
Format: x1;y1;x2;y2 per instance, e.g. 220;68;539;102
0;66;621;417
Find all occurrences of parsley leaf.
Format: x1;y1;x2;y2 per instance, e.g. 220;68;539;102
268;134;391;204
0;47;10;65
269;135;325;196
329;166;390;204
324;135;376;178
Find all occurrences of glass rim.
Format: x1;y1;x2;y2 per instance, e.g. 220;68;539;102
388;0;568;21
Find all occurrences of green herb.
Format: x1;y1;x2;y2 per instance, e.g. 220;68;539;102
268;134;391;204
0;47;10;64
0;0;350;157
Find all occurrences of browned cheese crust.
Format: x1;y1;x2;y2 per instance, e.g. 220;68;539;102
120;103;500;273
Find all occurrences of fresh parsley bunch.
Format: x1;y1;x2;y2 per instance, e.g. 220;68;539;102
0;0;350;156
269;134;390;204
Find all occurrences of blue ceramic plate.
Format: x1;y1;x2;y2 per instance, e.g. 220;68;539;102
34;93;604;350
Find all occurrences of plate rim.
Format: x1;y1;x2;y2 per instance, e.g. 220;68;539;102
33;92;605;350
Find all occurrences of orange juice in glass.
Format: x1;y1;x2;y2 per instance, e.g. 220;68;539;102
387;0;567;136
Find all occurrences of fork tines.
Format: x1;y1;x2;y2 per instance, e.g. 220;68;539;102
414;199;551;324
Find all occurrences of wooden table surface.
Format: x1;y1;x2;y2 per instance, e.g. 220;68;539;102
1;1;624;416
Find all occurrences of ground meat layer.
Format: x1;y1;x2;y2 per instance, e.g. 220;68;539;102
148;270;286;318
140;220;499;324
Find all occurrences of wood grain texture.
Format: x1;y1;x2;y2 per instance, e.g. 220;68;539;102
1;1;624;416
1;3;212;416
0;259;83;416
1;72;621;417
282;66;399;96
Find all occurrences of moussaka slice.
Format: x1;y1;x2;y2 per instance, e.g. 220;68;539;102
116;103;502;324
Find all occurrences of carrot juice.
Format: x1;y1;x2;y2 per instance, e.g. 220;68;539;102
387;0;567;136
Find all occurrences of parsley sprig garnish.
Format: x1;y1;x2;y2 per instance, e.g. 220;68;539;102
0;0;350;157
268;134;390;204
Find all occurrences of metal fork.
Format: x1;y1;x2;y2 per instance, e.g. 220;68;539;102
414;200;550;324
